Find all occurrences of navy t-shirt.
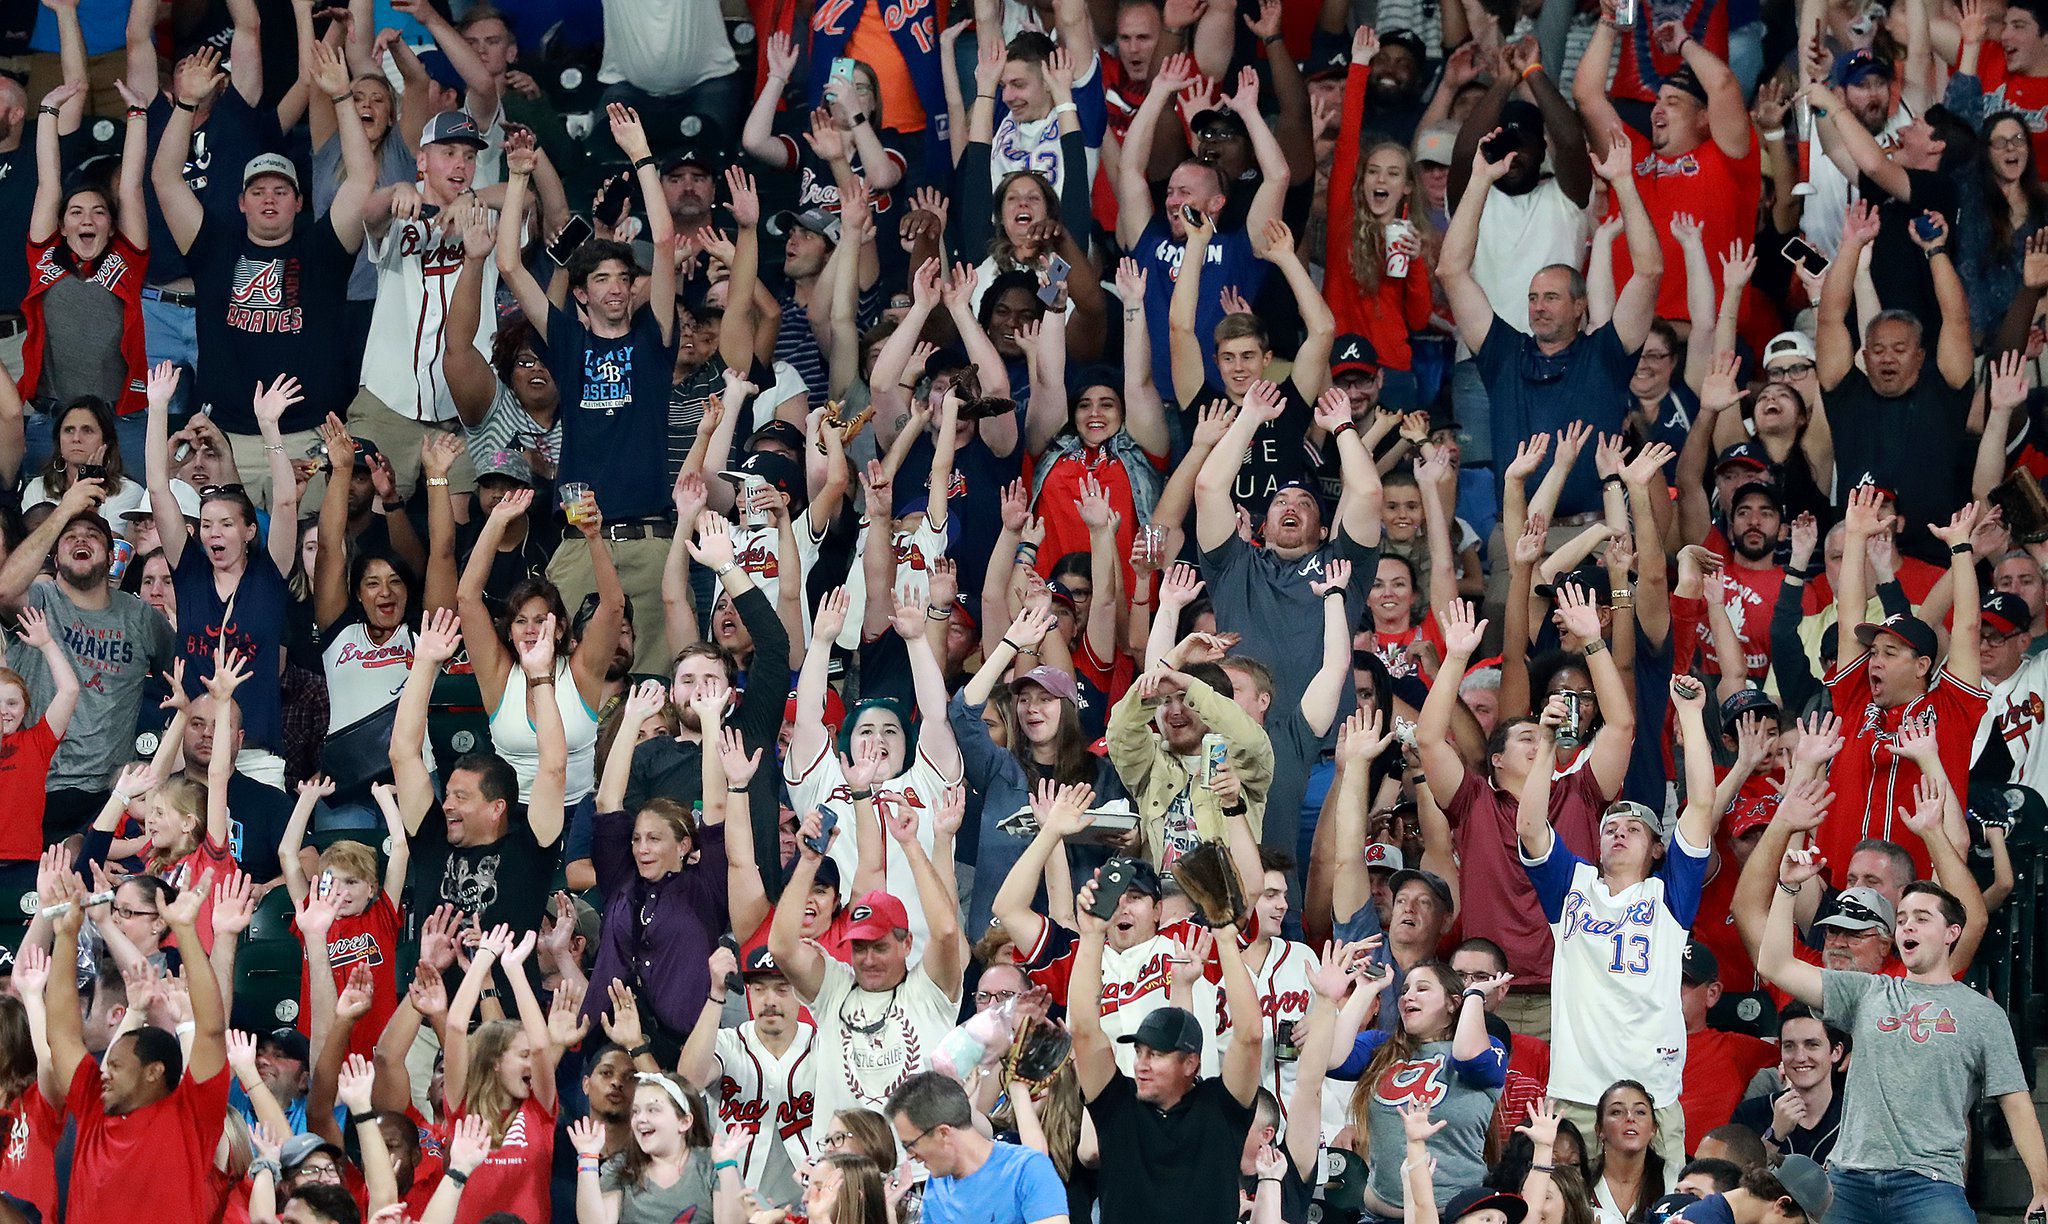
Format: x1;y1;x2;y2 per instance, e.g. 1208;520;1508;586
892;427;1021;597
145;87;285;286
1132;215;1268;401
1476;315;1636;517
540;303;676;521
185;211;357;432
172;544;290;754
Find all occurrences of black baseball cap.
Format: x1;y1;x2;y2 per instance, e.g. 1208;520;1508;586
1442;1188;1529;1224
1126;859;1163;898
1533;563;1610;603
1116;1005;1204;1054
1332;333;1381;377
1984;591;2032;637
1719;686;1779;725
1729;480;1783;512
1715;441;1770;473
1681;938;1718;986
748;419;806;456
1854;612;1939;658
262;1026;312;1063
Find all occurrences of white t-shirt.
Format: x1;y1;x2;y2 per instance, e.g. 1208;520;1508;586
804;956;959;1147
361;213;500;423
322;619;415;732
597;0;737;96
1470;178;1588;346
784;737;964;961
713;1021;817;1207
23;474;146;521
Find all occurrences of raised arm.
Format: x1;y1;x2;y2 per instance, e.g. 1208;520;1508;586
1115;55;1199;248
494;131;551;330
392;609;461;833
1438;140;1507;351
1818;202;1878;389
1069;870;1117;1100
1757;832;1831;1007
1595;134;1663;352
1418;602;1486;805
609;104;676;343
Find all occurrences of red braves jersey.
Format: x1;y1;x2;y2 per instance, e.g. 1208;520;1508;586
1821;653;1987;884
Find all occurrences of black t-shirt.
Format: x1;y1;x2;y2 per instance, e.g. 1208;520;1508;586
223;772;291;884
406;804;562;939
1859;167;1961;337
1193;380;1316;519
185;211;356;431
455;518;556;614
541;303;676;520
1824;365;1973;545
0;141;44;311
1241;1154;1312;1224
1087;1072;1256;1224
1728;1086;1842;1164
145;87;286;286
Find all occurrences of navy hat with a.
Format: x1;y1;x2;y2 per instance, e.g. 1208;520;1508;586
1442;1188;1529;1224
1855;612;1939;658
423;109;490;149
1715;441;1770;473
1333;333;1381;377
1833;46;1894;87
1720;686;1779;725
1984;591;2032;637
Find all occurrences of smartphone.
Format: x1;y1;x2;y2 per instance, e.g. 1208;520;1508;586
75;463;107;487
805;806;840;856
548;214;595;267
1480;128;1515;163
830;57;858;84
1201;733;1228;787
1087;858;1137;920
1180;204;1202;227
1037;253;1071;307
1910;213;1944;244
1782;235;1829;279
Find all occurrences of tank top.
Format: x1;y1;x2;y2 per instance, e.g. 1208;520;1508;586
488;659;599;803
322;618;417;732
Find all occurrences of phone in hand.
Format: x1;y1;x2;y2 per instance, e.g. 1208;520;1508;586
1781;235;1828;280
1180;204;1203;227
831;57;858;84
1910;213;1944;244
1480;128;1516;164
805;806;841;856
75;463;106;484
548;214;595;267
1087;858;1138;920
1038;252;1071;307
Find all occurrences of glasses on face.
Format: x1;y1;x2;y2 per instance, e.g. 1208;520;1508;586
900;1124;939;1153
295;1160;342;1181
113;905;158;921
1991;134;2031;151
820;1130;853;1150
1639;349;1675;363
1771;361;1817;379
973;989;1020;1007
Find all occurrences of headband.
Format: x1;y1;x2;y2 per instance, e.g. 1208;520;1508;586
636;1072;694;1118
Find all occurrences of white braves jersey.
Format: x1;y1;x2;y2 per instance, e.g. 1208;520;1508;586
361;212;500;423
785;740;964;964
1226;938;1353;1141
1524;836;1709;1108
1022;919;1222;1076
713;1021;817;1207
733;508;827;643
1974;651;2048;790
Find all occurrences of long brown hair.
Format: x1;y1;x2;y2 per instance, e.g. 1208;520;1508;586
0;997;34;1107
831;1108;898;1171
815;1152;889;1224
1349;142;1436;297
1002;682;1097;787
989;1059;1083;1178
1590;1079;1666;1224
460;1019;527;1144
39;398;127;495
1346;962;1464;1154
618;1074;713;1186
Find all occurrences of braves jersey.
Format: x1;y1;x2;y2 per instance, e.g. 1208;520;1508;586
784;738;964;962
1523;833;1709;1107
361;213;502;423
1020;917;1224;1075
713;1021;818;1207
1822;652;1987;885
1973;650;2048;790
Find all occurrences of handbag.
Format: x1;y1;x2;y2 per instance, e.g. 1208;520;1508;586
320;700;401;793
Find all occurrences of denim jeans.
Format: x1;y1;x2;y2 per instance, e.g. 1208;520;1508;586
1825;1168;1975;1224
140;292;197;416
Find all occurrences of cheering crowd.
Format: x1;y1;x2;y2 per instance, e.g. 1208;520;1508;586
0;0;2043;1220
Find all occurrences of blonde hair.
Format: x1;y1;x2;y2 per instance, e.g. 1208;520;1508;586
461;1019;526;1144
317;839;378;884
146;776;206;874
1350;142;1436;297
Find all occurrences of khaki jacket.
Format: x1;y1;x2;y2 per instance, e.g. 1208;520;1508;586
1105;674;1275;863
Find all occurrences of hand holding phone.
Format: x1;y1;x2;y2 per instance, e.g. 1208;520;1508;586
1086;858;1137;920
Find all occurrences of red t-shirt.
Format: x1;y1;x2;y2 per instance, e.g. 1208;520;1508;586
1442;763;1607;985
1977;44;2048;165
1690;844;1760;993
157;835;238;956
1033;445;1167;603
65;1060;231;1224
294;892;403;1060
1680;1026;1778;1146
1701;559;1787;676
1798;555;1947;614
1610;127;1760;325
0;1084;61;1220
0;719;60;861
1820;653;1987;884
1326;64;1436;372
1495;1033;1552;1147
21;231;150;413
440;1097;556;1224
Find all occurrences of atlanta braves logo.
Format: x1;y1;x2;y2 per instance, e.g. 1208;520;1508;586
1875;1001;1958;1044
1374;1054;1450;1109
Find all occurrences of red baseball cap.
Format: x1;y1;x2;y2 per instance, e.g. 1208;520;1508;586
844;891;911;942
1727;792;1780;839
785;686;847;733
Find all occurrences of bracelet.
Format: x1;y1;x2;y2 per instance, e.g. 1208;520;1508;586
126;106;147;118
728;784;750;793
445;1168;470;1187
715;1159;742;1172
37;105;56;117
715;560;739;578
1600;473;1625;487
1610;587;1632;600
330;92;352;104
628;1041;654;1056
926;605;952;620
1462;988;1488;1001
1532;1162;1556;1173
849;787;875;801
1323;589;1346;600
631;155;656;172
1132;598;1154;607
1951;542;1972;555
1924;245;1947;259
174;98;197;112
426;476;450;488
1581;638;1607;657
528;674;556;688
1610;595;1635;611
1332;420;1358;438
999;638;1024;654
1264;33;1286;44
578;1157;602;1171
1259;1176;1283;1184
1051;102;1078;117
262;442;286;453
897;379;917;389
1760;127;1786;141
176;1020;196;1036
381;499;405;512
1520;62;1543;79
1778;880;1802;896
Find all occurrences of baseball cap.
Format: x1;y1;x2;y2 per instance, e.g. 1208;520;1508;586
242;153;299;190
262;1026;311;1064
569;895;601;945
1662;65;1709;104
1125;858;1164;898
122;479;200;521
1848;471;1898;502
1774;1155;1836;1219
1720;686;1779;726
349;436;382;471
1379;28;1428;63
1815;886;1896;935
61;510;113;546
1853;612;1939;658
1681;938;1718;985
843;891;911;942
1015;665;1082;706
1984;591;2032;637
1300;35;1349;80
748;419;807;457
1388;868;1453;913
1715;441;1770;473
1762;330;1817;370
741;941;788;979
1441;1188;1529;1224
1189;107;1250;139
280;1132;345;1173
723;449;801;503
1601;799;1673;841
1832;46;1894;87
1332;333;1381;377
1647;1193;1700;1224
1533;563;1609;603
475;448;535;487
1727;792;1780;840
1730;480;1783;513
1045;579;1078;611
766;208;842;244
1116;1005;1204;1054
1363;841;1405;871
783;685;847;733
1412;121;1458;166
422;109;490;149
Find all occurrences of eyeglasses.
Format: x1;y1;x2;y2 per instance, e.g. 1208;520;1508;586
899;1124;940;1152
1991;134;2032;151
112;905;158;921
820;1130;853;1150
1638;350;1675;363
1770;361;1817;378
294;1159;342;1181
973;989;1021;1007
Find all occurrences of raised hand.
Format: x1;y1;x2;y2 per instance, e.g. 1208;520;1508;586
1436;600;1487;657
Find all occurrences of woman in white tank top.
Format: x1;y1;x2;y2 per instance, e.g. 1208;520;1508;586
459;485;624;803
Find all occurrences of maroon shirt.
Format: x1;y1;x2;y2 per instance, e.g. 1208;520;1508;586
1444;762;1607;984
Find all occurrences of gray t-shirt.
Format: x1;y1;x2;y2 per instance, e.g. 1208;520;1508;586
38;274;127;405
1344;1034;1506;1212
599;1148;718;1224
7;581;174;791
1199;531;1378;722
312;133;420;301
1821;969;2028;1184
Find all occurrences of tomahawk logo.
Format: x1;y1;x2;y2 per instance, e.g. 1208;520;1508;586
1875;1001;1958;1044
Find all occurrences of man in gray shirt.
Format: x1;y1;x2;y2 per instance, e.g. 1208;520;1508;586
0;479;174;841
1760;851;2048;1222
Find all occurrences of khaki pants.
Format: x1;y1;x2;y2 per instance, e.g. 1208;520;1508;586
546;534;674;677
1554;1097;1687;1169
346;388;479;498
226;425;324;514
1496;990;1553;1041
15;49;130;119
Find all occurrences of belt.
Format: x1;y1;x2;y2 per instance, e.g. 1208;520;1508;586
1552;511;1604;528
143;286;197;308
0;314;22;341
597;520;674;541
